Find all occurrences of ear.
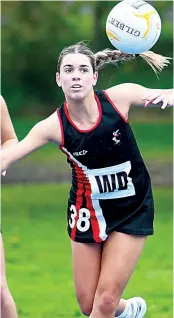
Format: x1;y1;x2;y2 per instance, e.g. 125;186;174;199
56;72;61;87
93;71;98;86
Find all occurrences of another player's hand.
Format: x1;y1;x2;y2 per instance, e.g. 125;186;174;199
142;89;174;109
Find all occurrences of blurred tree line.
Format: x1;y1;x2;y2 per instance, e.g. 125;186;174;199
1;1;173;117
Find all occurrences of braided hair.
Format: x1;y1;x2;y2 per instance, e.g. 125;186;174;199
57;41;171;76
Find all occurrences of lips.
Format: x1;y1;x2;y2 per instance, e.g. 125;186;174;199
71;84;82;88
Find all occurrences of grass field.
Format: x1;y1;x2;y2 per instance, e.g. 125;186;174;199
1;184;172;318
12;112;173;165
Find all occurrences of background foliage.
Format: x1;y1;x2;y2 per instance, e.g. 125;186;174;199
1;1;173;116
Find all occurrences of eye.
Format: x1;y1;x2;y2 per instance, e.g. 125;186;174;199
65;68;72;73
81;68;89;73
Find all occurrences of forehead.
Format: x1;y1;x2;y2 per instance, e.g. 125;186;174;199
61;53;92;67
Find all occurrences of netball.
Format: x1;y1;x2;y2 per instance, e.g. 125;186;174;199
106;0;161;54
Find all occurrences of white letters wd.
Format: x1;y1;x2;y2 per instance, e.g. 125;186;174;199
87;161;135;200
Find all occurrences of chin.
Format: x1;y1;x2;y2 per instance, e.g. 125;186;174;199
69;92;87;101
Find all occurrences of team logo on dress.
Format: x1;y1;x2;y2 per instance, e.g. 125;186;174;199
112;129;121;145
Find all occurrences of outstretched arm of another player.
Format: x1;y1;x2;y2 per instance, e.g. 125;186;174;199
1;95;19;175
1;111;61;173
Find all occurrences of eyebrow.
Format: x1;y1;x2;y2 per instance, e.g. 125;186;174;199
63;64;90;68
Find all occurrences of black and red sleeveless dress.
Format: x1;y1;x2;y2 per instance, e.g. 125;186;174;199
57;90;154;243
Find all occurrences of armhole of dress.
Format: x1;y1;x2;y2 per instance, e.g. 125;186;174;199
102;90;129;123
56;108;65;149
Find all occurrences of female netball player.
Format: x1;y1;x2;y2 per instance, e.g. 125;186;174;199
1;43;173;318
1;95;18;318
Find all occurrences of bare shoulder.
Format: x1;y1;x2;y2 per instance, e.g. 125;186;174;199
38;110;62;145
105;83;136;117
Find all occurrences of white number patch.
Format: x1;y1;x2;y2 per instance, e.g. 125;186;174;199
69;205;90;232
87;161;135;200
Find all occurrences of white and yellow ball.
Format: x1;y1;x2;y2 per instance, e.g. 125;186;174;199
106;0;161;54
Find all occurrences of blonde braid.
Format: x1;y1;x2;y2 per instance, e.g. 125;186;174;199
95;49;172;76
95;50;136;69
139;51;172;76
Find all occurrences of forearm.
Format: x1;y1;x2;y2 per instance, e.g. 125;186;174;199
160;88;173;93
2;140;33;171
1;125;50;172
1;116;62;173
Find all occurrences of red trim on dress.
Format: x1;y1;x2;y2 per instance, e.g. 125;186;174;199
83;179;102;243
72;163;102;243
63;93;102;133
103;90;128;123
71;165;84;241
59;147;102;242
56;108;65;147
59;147;84;241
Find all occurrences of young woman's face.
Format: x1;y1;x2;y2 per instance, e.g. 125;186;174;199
56;53;98;101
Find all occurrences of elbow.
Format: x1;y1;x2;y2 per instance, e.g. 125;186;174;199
10;136;19;144
1;137;18;149
13;137;19;144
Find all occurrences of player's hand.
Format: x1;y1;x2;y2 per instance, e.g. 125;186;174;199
142;89;174;109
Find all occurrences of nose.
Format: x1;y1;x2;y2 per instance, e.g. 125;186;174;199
72;70;81;81
72;76;80;81
72;77;80;82
72;77;80;81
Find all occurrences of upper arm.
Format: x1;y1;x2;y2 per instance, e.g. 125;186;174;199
105;83;148;117
1;96;18;144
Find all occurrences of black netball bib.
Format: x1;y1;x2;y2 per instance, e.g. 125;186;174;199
57;90;154;243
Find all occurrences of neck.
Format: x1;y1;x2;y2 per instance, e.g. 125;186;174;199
65;90;98;124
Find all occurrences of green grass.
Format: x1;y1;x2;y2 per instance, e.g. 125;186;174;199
2;184;173;318
12;115;172;165
132;122;172;163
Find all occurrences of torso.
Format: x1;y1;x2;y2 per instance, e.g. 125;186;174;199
57;90;154;243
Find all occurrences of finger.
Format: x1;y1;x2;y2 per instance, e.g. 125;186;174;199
168;98;174;107
152;95;164;105
144;98;157;107
2;170;6;176
161;97;168;109
144;100;152;107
